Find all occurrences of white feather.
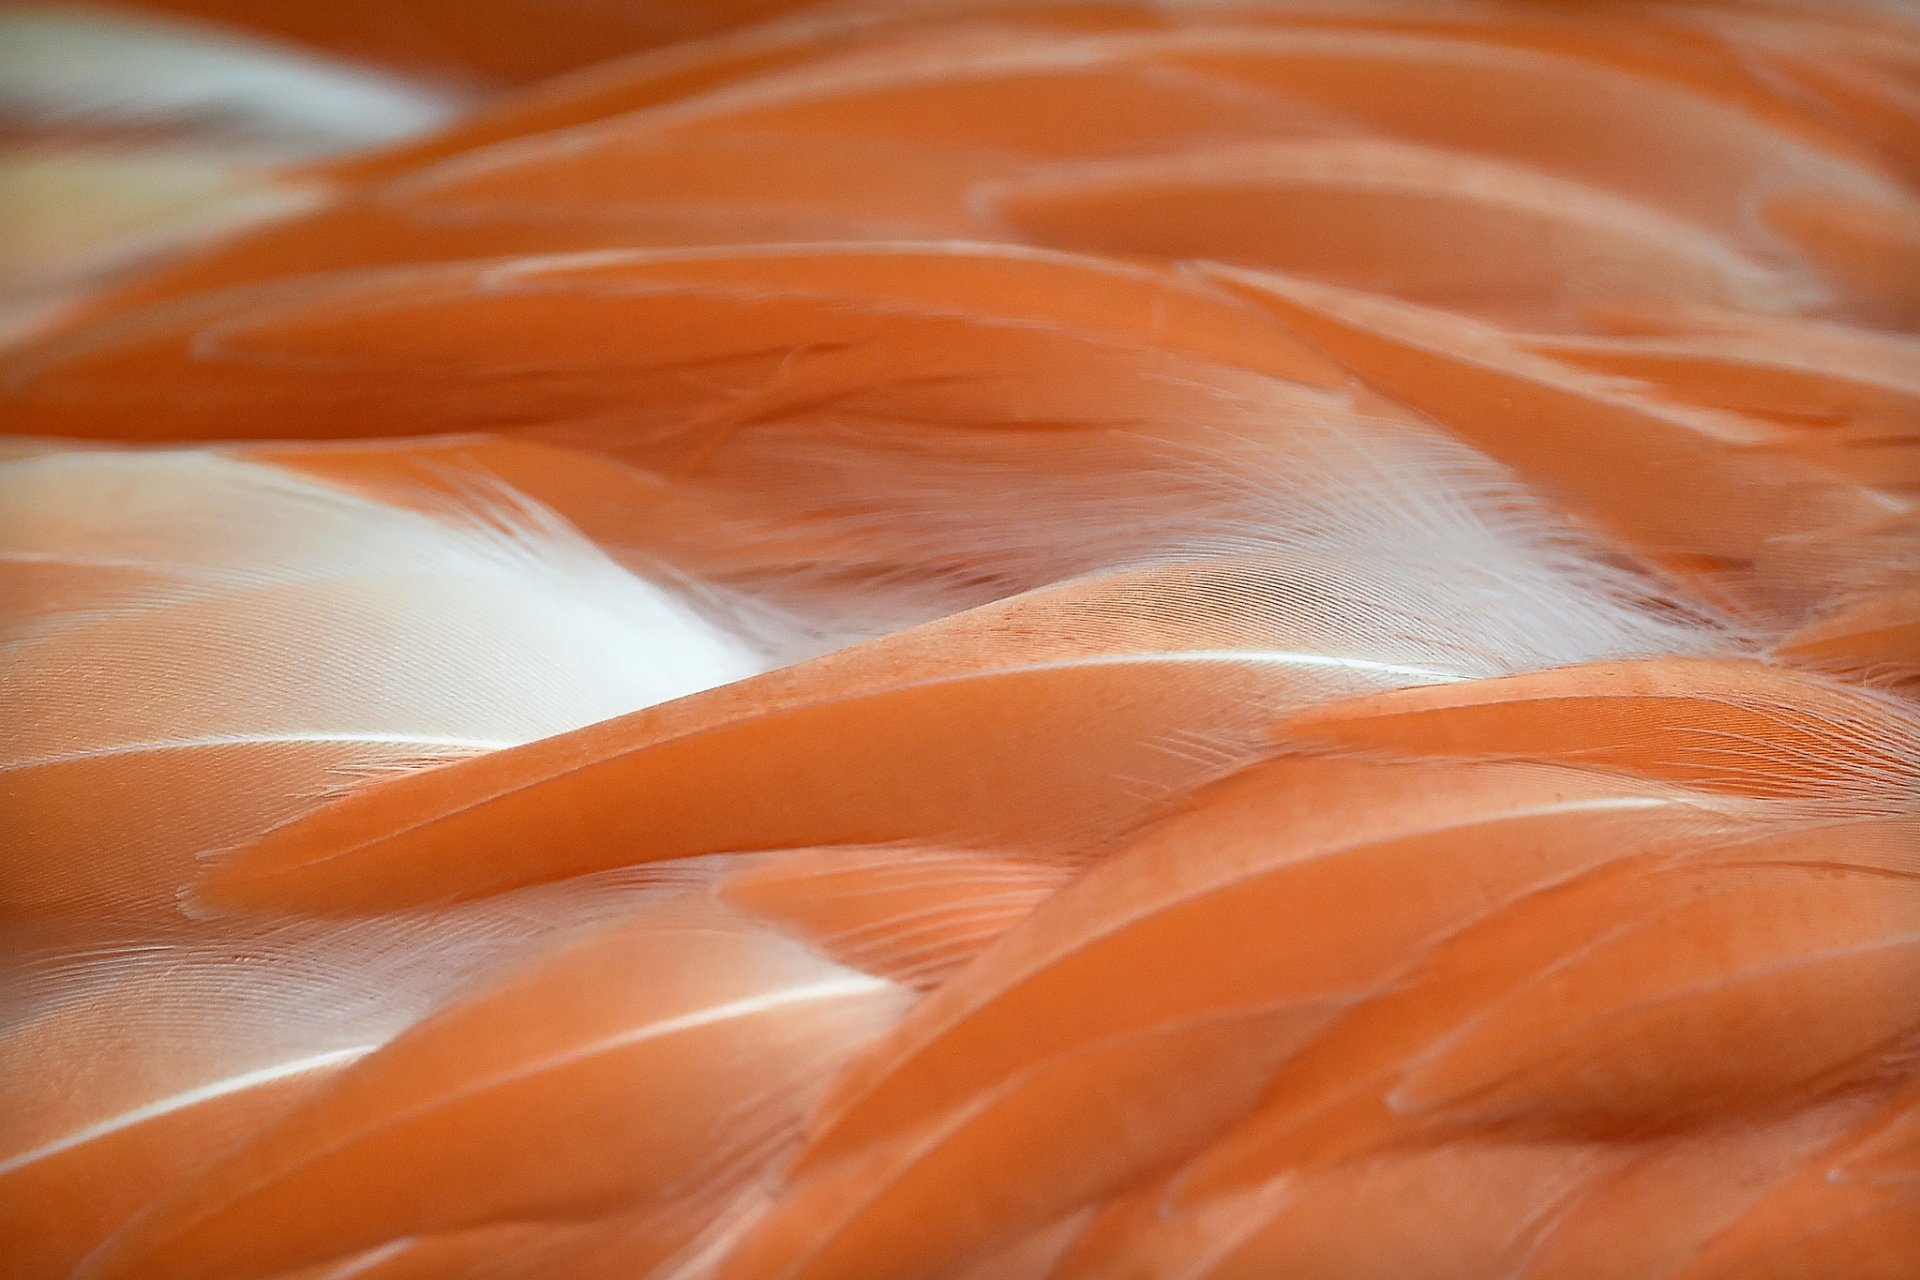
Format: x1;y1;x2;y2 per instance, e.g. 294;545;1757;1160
1;449;776;764
0;3;460;152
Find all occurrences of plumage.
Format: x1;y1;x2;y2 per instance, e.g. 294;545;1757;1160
73;901;910;1280
0;448;774;952
2;2;1916;1278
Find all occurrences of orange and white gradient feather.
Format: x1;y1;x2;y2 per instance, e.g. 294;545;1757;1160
1;2;1916;1278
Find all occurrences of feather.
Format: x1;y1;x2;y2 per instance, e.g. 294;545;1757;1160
0;872;694;1280
0;449;771;942
795;757;1749;1174
715;1004;1315;1280
4;3;1918;1278
1269;657;1920;805
32;8;1914;324
191;522;1722;914
71;900;910;1280
0;5;455;150
1209;266;1903;626
0;2;459;338
987;139;1815;327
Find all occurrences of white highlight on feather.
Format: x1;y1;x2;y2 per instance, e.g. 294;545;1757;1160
300;1240;417;1280
0;976;893;1176
21;733;521;767
467;971;899;1099
750;402;1738;673
0;1043;377;1175
0;871;741;1177
1017;649;1462;683
0;4;459;151
0;449;776;768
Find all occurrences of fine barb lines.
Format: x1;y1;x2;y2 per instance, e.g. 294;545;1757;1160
1;2;1916;1279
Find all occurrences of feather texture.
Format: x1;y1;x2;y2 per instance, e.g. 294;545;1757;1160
3;3;1917;1278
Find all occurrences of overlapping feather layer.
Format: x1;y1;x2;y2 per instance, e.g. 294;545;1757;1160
1;2;1915;1278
